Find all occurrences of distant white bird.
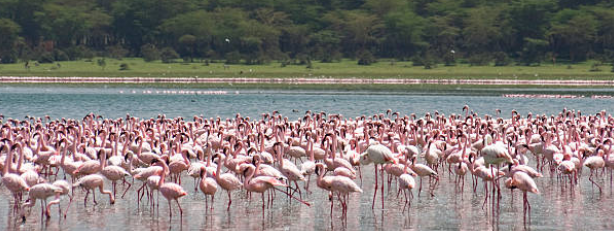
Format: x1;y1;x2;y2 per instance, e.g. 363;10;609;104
225;38;230;43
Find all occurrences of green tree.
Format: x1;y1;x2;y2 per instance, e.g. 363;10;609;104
0;18;21;63
34;0;112;49
462;7;504;55
324;10;383;57
381;11;426;58
507;0;556;61
549;9;599;61
178;34;197;62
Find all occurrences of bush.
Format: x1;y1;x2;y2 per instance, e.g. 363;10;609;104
443;52;456;66
320;50;342;63
468;53;490;66
225;51;241;64
65;46;94;60
0;53;17;63
140;44;160;62
357;50;376;65
106;45;129;59
244;53;269;65
119;63;130;71
423;59;436;69
589;63;601;72
493;52;510;66
411;56;424;66
97;58;106;70
53;49;69;62
160;47;179;63
295;53;311;65
38;52;55;63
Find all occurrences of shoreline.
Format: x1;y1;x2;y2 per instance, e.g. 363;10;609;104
1;76;614;86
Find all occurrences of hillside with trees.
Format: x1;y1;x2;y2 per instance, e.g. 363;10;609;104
1;0;613;66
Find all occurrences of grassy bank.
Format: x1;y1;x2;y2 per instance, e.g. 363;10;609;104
1;58;614;80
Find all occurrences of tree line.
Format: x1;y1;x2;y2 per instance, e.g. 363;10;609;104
1;0;613;66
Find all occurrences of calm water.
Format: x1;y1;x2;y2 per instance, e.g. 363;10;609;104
2;85;614;230
2;85;614;120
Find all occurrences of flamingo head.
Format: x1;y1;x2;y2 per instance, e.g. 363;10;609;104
504;178;515;189
359;153;372;165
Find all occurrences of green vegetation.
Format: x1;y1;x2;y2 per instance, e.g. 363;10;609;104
1;0;614;69
2;58;614;80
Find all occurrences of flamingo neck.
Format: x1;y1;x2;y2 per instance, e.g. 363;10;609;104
309;138;315;162
3;143;11;175
158;162;168;187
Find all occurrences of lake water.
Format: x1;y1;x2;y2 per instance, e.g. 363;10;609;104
2;84;614;230
2;85;614;120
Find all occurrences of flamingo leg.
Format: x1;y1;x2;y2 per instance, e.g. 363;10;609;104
121;180;132;199
589;170;603;193
418;177;423;196
168;199;173;218
84;190;90;206
99;185;115;204
63;195;73;219
372;164;378;210
381;168;385;209
261;193;265;217
175;199;183;215
227;191;232;211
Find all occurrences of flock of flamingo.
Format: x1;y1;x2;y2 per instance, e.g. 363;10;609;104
502;94;613;99
0;107;611;224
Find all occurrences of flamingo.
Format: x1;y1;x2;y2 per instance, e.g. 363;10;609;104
101;164;131;198
585;146;606;193
21;183;63;220
482;142;514;198
1;141;30;211
213;153;243;211
508;171;540;217
73;148;107;175
273;142;305;198
398;166;416;212
51;180;72;219
198;166;217;210
151;159;188;218
329;174;362;217
72;174;115;205
361;140;397;209
243;156;310;216
409;156;438;196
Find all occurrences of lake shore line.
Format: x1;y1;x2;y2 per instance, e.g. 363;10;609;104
2;76;614;86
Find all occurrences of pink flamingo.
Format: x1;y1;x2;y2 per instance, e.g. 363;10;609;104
151;159;188;218
361;141;397;210
72;174;115;205
398;162;416;212
199;166;217;210
1;141;30;211
21;183;63;220
243;156;310;216
329;174;362;217
213;152;243;211
508;171;540;217
73;148;107;175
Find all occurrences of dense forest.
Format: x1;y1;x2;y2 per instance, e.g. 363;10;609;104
1;0;614;66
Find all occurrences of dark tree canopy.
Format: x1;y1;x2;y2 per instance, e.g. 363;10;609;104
1;0;613;65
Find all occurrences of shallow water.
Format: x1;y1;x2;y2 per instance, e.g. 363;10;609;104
2;85;614;230
1;85;614;120
4;165;614;231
